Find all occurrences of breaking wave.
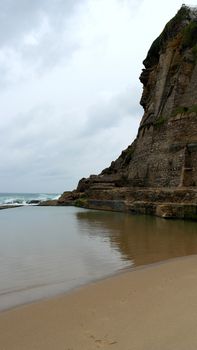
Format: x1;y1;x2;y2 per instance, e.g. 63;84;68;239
0;193;60;206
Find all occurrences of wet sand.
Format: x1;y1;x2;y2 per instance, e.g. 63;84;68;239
1;255;197;350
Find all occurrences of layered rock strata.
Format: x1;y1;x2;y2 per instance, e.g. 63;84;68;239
56;6;197;219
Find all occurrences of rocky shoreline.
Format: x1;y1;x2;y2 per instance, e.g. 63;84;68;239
0;205;23;210
40;187;197;220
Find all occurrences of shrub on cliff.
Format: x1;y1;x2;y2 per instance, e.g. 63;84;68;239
75;198;88;208
182;21;197;49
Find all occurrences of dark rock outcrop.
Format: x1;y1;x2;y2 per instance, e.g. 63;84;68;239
57;5;197;220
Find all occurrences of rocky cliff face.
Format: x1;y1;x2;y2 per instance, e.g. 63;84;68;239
58;5;197;219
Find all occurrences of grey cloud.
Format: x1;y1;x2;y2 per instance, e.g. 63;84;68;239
0;0;81;47
0;0;85;86
82;86;142;136
0;97;140;192
0;0;150;193
0;103;84;190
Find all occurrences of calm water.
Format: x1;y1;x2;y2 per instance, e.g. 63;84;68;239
0;206;197;311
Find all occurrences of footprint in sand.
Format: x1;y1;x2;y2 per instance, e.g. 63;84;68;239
88;334;117;348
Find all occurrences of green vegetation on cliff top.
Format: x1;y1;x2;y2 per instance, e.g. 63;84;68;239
143;5;195;68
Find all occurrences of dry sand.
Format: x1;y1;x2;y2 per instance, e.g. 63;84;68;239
1;255;197;350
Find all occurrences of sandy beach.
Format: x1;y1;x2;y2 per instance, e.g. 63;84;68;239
1;256;197;349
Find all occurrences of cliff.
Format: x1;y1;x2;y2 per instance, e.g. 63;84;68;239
57;5;197;219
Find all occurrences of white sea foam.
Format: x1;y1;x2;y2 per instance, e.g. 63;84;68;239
0;193;60;206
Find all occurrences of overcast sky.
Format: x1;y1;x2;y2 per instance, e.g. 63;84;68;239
0;0;189;193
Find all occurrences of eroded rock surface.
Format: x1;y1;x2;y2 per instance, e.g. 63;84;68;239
57;6;197;219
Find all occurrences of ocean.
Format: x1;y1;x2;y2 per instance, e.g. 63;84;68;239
0;192;60;206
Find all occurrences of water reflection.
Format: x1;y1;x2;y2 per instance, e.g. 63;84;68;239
0;207;197;311
0;207;133;311
76;211;197;266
